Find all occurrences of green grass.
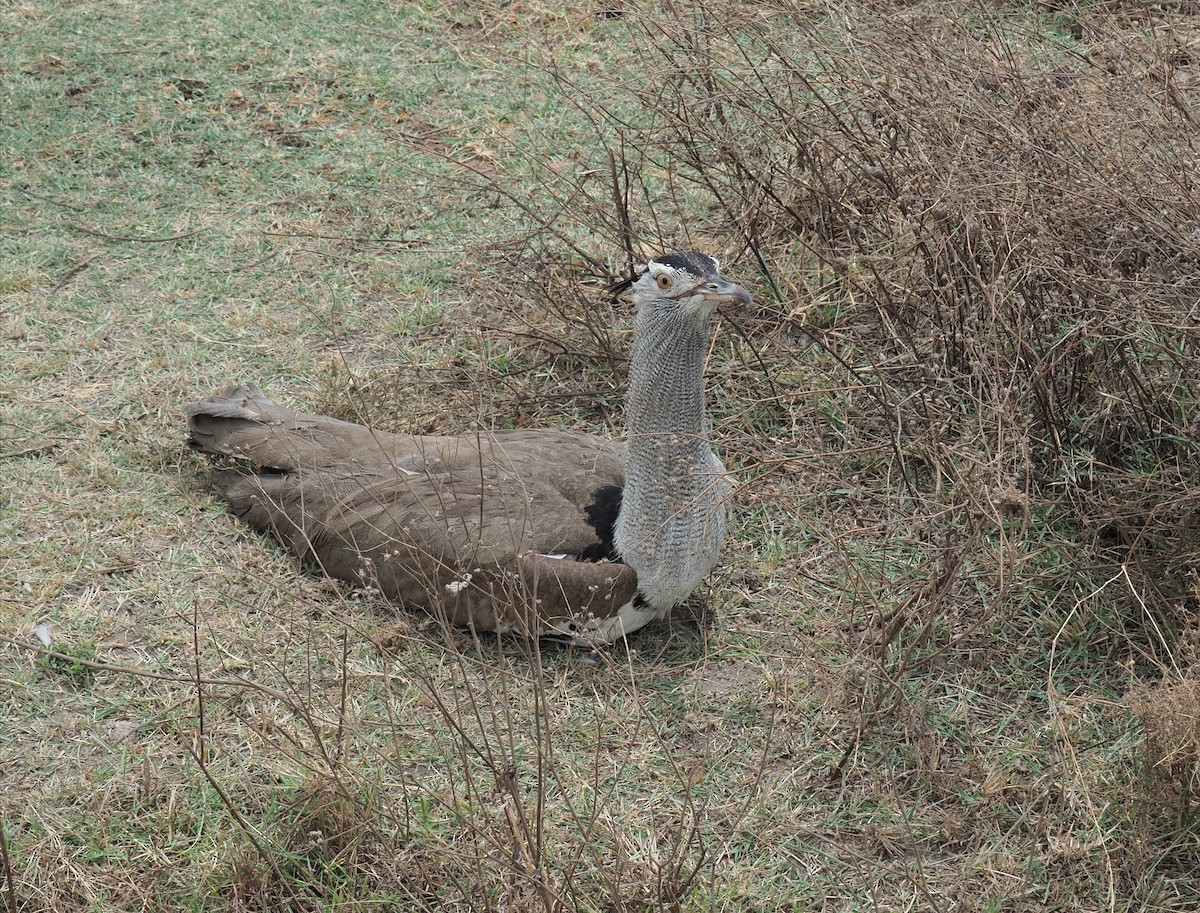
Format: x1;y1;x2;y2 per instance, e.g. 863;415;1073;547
5;0;1200;910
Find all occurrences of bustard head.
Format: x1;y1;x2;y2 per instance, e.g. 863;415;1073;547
629;252;753;321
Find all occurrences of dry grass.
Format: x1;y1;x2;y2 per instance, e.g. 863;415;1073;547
5;0;1200;910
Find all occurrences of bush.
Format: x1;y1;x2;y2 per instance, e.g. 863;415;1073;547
476;1;1200;670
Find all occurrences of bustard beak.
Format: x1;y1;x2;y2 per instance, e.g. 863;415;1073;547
689;277;753;316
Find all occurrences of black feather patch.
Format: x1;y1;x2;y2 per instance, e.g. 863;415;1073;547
654;251;717;278
581;483;622;562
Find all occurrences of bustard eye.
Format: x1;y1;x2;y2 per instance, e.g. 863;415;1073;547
656;274;672;290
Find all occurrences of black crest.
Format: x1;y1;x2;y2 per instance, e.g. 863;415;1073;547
653;251;718;278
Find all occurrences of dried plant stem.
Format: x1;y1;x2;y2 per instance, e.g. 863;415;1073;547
0;816;16;913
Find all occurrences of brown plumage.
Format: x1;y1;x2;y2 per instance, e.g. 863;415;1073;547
185;253;750;642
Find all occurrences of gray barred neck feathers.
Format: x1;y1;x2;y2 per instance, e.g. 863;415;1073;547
624;322;708;439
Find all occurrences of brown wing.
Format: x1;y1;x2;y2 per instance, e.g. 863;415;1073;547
186;385;637;635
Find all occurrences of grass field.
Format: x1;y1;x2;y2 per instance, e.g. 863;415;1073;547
5;0;1200;910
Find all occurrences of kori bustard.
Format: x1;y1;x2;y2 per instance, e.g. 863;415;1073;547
185;252;749;643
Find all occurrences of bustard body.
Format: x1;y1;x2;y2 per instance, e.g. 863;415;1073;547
185;252;748;643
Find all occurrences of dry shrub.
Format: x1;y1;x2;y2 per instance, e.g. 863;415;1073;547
184;625;722;913
467;0;1200;663
641;1;1200;576
1134;675;1200;828
288;776;374;864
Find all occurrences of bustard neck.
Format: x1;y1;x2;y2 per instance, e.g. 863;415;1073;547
614;310;726;613
624;316;711;442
